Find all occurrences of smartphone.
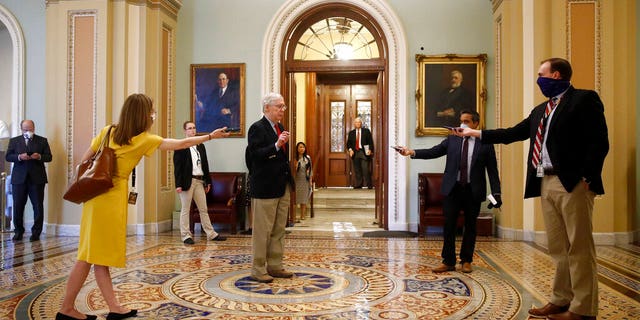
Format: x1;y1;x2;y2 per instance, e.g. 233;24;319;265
390;146;402;152
224;127;241;132
442;126;457;131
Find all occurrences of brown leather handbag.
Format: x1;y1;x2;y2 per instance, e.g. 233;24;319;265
63;126;116;204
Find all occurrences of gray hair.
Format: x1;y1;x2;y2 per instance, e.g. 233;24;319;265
262;92;284;109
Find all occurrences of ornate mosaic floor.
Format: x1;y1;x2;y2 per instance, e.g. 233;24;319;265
1;231;638;319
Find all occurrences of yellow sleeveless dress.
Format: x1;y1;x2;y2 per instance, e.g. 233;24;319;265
77;126;162;267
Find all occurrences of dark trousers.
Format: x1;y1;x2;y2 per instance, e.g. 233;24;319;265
12;182;45;236
351;150;371;188
441;183;481;266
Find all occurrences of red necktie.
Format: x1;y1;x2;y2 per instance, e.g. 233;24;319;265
275;124;286;152
532;97;558;168
356;130;360;150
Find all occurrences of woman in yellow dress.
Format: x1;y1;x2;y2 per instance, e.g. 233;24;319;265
56;93;230;320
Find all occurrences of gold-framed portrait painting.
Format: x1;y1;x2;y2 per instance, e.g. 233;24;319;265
191;63;246;137
415;54;487;136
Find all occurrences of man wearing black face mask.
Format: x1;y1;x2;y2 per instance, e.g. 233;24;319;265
454;58;608;320
5;120;53;242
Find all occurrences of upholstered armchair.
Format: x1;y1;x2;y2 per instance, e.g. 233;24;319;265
189;172;245;234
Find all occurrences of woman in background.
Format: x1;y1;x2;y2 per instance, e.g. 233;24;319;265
56;93;229;320
294;142;312;222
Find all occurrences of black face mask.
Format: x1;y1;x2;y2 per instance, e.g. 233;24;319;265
537;76;570;98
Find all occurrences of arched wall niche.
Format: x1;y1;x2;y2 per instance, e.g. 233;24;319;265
0;4;25;136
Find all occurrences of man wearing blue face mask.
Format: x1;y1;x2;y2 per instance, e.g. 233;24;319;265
395;110;501;274
454;58;608;320
5;120;53;242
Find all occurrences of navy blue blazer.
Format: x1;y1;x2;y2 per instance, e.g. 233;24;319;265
173;143;212;191
5;134;52;185
246;116;293;199
413;135;501;203
481;86;608;198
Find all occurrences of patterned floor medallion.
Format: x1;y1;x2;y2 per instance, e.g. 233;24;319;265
26;243;521;319
4;234;638;319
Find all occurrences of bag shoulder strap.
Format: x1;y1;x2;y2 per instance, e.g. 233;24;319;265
93;125;114;159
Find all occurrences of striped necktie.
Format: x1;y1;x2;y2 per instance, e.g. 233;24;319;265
532;97;558;168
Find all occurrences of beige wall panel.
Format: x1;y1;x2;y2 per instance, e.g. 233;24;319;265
569;3;596;89
72;15;96;170
493;0;527;233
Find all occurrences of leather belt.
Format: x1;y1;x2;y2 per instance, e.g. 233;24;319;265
192;175;204;179
543;168;556;175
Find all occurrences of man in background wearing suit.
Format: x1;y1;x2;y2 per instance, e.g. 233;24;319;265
5;120;52;241
456;58;608;320
173;121;226;245
397;110;501;273
245;92;294;283
346;117;374;189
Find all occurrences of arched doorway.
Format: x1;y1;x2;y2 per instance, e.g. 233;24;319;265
282;4;387;228
262;0;410;231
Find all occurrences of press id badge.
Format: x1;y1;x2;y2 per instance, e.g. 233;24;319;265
536;165;544;178
128;190;138;204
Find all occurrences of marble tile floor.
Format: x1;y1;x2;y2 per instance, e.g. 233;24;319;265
1;228;638;319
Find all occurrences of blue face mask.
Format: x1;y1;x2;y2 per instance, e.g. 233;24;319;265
537;76;570;98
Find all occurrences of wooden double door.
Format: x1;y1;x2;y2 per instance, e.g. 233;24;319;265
313;83;378;188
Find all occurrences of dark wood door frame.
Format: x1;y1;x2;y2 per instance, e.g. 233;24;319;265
282;66;387;230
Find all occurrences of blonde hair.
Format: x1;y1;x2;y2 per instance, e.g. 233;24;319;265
113;93;154;145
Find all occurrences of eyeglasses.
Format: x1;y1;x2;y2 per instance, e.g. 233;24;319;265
271;104;287;111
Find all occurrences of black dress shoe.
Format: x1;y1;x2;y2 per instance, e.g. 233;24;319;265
55;312;97;320
30;235;40;242
183;238;195;245
210;235;227;241
106;309;137;320
12;233;23;241
240;228;252;235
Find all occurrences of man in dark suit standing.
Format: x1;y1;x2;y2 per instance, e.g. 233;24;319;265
397;110;501;273
346;117;374;188
245;92;294;283
173;121;227;245
457;58;608;320
5;120;52;241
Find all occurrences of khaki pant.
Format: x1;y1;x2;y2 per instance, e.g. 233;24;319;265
541;175;598;316
179;178;218;241
251;185;290;277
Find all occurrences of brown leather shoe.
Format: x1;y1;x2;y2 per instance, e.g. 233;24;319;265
268;269;294;278
528;303;569;318
431;264;456;273
547;311;596;320
250;274;274;283
461;262;472;273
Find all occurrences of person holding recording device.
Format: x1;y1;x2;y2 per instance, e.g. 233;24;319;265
396;109;501;274
56;94;230;320
174;121;227;245
454;58;608;320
